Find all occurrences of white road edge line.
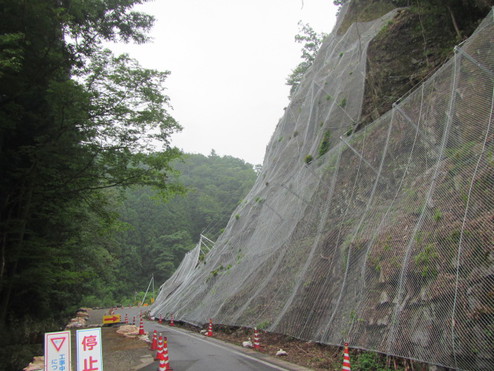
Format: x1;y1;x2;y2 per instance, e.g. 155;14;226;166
161;325;290;371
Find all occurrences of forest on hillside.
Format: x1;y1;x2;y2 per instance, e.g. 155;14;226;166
0;0;257;369
2;0;492;369
96;152;257;307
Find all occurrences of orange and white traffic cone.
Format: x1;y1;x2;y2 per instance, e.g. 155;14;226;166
150;330;158;350
342;343;351;371
253;328;261;350
155;335;164;361
158;337;172;370
169;314;175;327
139;316;145;335
158;357;168;371
206;319;213;337
158;314;163;324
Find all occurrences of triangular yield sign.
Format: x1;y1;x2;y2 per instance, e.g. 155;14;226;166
50;337;66;352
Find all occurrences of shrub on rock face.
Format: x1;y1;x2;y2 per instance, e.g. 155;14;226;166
318;130;331;157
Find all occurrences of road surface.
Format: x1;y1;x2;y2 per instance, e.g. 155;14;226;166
88;307;310;371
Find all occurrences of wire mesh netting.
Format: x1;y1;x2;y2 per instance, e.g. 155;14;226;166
151;8;494;370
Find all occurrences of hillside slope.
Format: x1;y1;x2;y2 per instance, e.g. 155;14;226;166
151;4;494;370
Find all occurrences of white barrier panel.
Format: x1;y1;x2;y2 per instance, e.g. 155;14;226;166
45;330;71;371
76;328;103;371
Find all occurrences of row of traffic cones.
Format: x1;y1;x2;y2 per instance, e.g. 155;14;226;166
146;315;352;371
198;320;352;371
118;312;352;371
121;312;144;331
153;334;172;370
119;312;172;370
153;314;177;370
156;313;174;326
122;313;139;326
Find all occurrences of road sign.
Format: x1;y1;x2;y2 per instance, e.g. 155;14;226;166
102;314;121;324
45;330;71;371
76;328;103;371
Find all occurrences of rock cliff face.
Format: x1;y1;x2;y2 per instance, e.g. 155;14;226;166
151;3;494;370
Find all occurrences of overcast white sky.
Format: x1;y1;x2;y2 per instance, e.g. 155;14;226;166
111;0;339;165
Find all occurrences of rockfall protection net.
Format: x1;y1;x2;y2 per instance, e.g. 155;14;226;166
154;243;201;305
151;8;494;370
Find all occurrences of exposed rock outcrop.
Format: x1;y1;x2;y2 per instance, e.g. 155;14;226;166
152;3;494;370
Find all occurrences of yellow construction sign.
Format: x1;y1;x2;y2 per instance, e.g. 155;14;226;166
102;314;121;324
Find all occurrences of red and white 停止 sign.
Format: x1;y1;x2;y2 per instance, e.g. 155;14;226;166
45;330;71;371
76;328;103;371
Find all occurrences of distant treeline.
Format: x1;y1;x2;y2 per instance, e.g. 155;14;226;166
0;1;256;369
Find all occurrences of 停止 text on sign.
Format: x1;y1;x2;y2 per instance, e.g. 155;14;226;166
76;327;103;371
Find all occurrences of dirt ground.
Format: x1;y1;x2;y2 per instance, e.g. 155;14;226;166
98;326;154;371
203;325;343;371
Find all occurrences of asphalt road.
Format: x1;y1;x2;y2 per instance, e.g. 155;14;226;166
88;307;309;371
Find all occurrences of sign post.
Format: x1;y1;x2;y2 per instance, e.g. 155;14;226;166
45;330;71;371
76;328;103;371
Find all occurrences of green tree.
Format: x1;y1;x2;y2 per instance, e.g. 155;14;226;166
114;153;257;291
286;22;327;97
333;0;349;6
0;1;182;367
